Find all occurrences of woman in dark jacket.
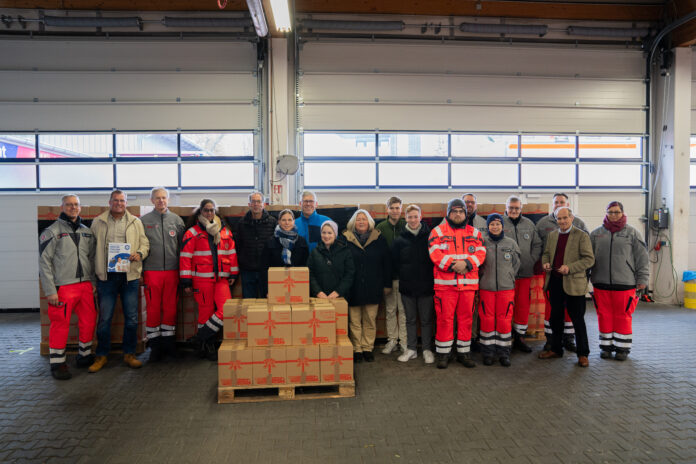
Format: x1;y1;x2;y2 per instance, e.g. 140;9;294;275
391;204;435;365
307;220;354;299
343;209;392;363
260;209;309;296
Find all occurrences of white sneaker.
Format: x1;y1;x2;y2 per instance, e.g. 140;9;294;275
382;340;398;354
398;349;417;362
399;343;408;353
423;350;435;364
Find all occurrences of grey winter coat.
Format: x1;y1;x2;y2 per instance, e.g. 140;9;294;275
39;215;96;295
142;209;185;271
478;235;521;292
589;224;649;290
502;215;542;278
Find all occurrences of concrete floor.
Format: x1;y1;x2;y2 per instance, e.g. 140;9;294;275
1;302;695;464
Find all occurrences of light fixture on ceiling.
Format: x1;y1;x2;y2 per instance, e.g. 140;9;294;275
269;0;292;33
246;0;268;37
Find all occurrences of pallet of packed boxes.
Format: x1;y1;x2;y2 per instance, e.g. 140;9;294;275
37;205;147;356
217;266;355;403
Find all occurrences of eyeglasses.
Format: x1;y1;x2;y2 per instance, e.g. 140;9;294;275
607;210;623;215
507;207;521;211
450;209;466;214
302;200;315;204
202;208;215;213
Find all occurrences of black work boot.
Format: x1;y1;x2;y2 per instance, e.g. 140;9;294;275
499;356;511;367
436;353;449;369
51;363;72;380
563;334;577;353
148;337;164;362
161;336;180;359
600;349;613;359
75;353;95;368
457;353;476;368
513;333;532;353
614;350;629;361
204;339;218;361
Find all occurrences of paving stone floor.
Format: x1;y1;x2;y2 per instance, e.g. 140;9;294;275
1;302;695;464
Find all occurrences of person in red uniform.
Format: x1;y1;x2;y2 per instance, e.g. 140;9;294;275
428;198;486;369
39;194;97;380
180;199;238;360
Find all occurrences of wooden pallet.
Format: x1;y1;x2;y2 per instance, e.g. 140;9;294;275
40;340;146;356
218;381;355;404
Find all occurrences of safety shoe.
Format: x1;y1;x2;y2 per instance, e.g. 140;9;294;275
363;351;375;362
436;354;449;369
76;354;95;368
483;356;494;366
397;349;417;363
187;334;207;359
148;339;164;363
538;350;562;359
457;353;476;368
51;363;72;380
423;350;435;364
204;340;218;362
577;356;589;368
123;354;143;369
563;336;577;353
600;350;613;359
88;356;107;373
353;352;363;363
381;340;398;354
513;335;532;353
499;356;511;367
614;351;629;361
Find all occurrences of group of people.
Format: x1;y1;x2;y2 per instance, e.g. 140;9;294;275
39;188;649;380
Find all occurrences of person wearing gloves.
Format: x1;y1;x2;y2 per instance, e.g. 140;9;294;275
391;204;435;364
307;220;354;300
428;198;486;369
539;206;594;368
502;195;543;353
343;209;392;363
260;209;310;296
589;201;649;361
89;190;149;373
39;194;97;380
478;214;521;367
179;199;238;361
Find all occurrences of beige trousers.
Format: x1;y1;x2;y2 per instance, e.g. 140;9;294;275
384;280;407;346
348;304;379;352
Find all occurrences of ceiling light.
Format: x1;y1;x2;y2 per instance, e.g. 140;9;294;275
270;0;292;33
245;0;268;37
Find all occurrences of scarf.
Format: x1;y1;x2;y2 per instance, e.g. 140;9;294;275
274;225;298;265
356;231;371;246
406;223;421;236
603;214;626;234
199;215;222;245
488;230;504;242
59;212;82;231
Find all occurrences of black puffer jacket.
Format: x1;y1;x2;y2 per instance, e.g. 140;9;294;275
392;223;434;297
234;210;277;272
343;229;392;306
307;239;355;297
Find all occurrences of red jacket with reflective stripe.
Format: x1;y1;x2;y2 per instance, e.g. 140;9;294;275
179;224;238;284
428;220;486;291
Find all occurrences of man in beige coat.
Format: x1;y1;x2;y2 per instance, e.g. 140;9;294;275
89;190;149;372
538;207;594;367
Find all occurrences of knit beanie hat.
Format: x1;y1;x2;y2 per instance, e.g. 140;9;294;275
486;213;503;228
447;198;466;216
321;220;338;237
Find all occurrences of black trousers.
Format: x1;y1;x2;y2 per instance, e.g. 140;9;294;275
548;276;590;357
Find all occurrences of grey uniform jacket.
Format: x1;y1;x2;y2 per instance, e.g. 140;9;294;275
478;235;521;292
536;213;588;248
468;213;487;232
502;215;542;278
141;209;185;271
39;216;96;296
589;224;649;289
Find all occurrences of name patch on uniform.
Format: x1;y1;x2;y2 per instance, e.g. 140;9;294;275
523;233;530;240
468;245;475;253
504;252;512;261
169;230;176;237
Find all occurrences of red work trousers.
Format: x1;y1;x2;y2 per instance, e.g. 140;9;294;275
593;288;638;352
144;270;179;340
434;289;476;354
478;289;515;356
512;277;531;336
48;281;97;364
193;278;230;327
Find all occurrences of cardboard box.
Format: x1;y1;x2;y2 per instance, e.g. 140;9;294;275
286;345;321;384
291;305;336;345
252;346;287;386
247;305;292;346
267;267;309;304
327;298;348;337
320;337;354;384
222;299;246;340
218;340;253;387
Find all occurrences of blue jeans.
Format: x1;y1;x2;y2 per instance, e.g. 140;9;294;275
96;274;140;356
240;270;261;298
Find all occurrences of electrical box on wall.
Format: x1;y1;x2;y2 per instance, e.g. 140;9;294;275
653;208;669;229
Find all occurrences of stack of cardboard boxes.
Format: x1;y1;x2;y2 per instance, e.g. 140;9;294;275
218;267;354;392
